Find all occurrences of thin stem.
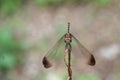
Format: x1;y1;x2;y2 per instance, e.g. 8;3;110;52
64;49;72;80
68;49;72;80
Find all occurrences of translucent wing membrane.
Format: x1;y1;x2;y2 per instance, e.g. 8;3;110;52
42;33;96;68
71;34;96;66
42;35;65;68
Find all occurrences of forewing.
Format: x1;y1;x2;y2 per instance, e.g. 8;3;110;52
71;34;96;66
42;35;65;68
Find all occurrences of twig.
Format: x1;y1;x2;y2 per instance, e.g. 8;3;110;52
64;49;72;80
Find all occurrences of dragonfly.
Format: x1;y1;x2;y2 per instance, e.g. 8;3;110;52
42;22;95;80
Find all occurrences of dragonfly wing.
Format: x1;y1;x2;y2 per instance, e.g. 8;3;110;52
42;35;65;68
71;34;96;66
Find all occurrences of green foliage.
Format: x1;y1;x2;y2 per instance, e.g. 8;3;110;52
0;53;16;70
0;27;26;71
35;0;49;6
0;0;112;16
50;0;65;5
66;0;91;4
0;0;23;16
35;0;111;7
94;0;110;7
116;74;120;80
35;0;94;6
77;75;100;80
35;0;64;6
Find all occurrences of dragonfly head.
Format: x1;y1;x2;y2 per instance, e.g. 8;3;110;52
64;33;72;43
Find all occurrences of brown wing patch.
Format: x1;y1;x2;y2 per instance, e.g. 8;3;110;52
88;55;96;66
42;56;52;68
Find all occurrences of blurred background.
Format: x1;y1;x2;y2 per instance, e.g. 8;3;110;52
0;0;120;80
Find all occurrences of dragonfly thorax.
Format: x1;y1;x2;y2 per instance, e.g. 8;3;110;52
64;33;72;43
65;43;72;51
